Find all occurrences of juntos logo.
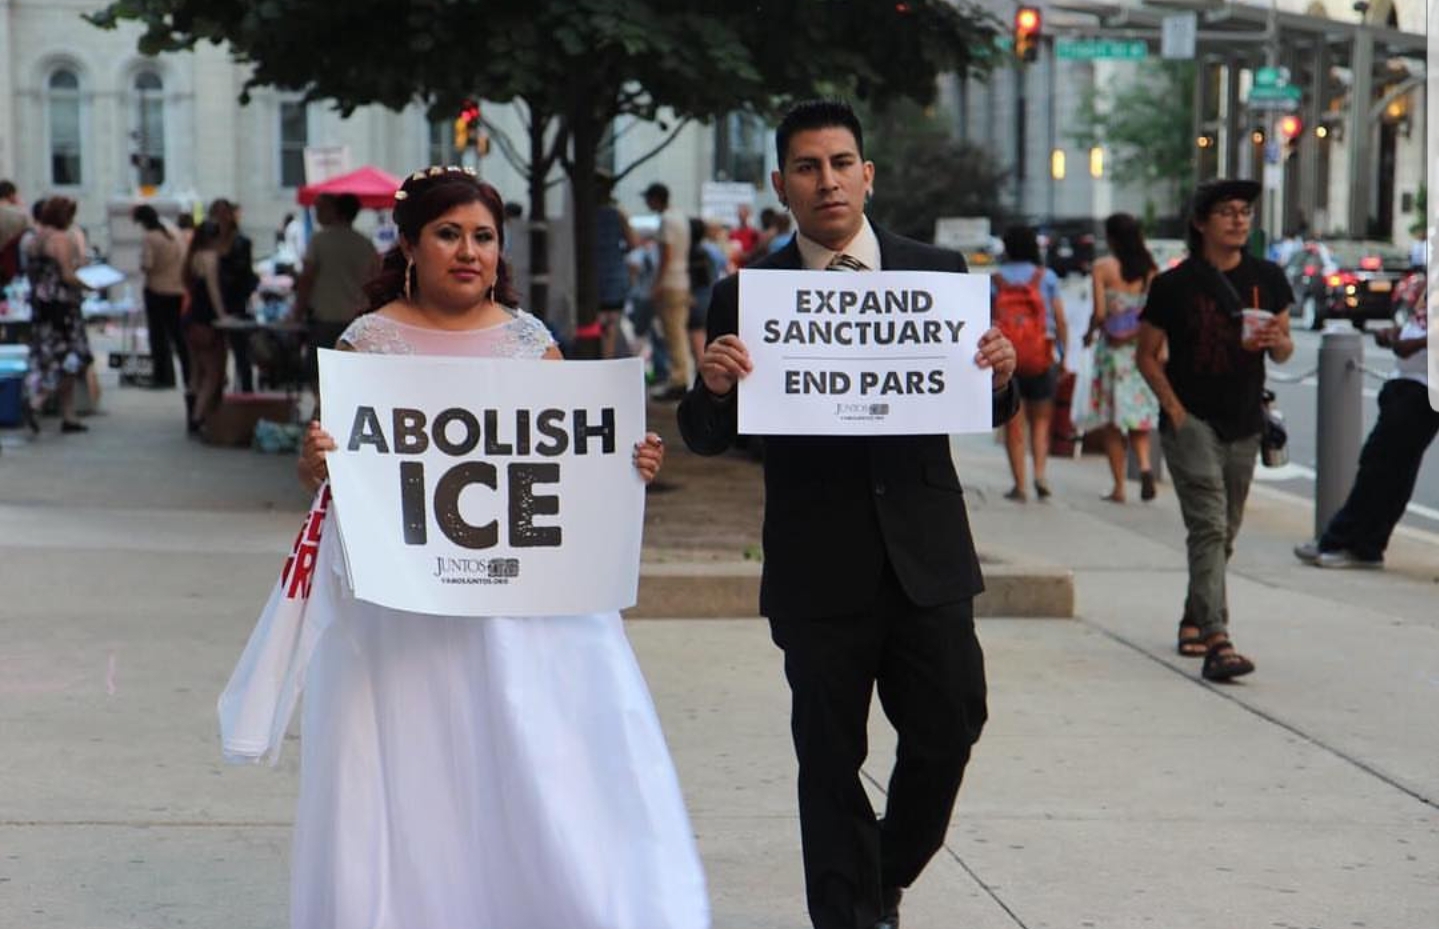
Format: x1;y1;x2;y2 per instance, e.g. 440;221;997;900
432;556;521;585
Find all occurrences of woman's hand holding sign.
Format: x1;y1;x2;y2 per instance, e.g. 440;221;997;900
699;334;753;398
633;433;665;483
300;421;337;492
974;326;1016;391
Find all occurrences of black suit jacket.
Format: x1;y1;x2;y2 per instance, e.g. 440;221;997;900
678;225;1019;619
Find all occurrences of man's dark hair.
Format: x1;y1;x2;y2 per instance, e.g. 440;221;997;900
775;99;864;169
643;182;670;207
1185;178;1260;256
334;193;362;223
1001;225;1042;265
0;180;16;200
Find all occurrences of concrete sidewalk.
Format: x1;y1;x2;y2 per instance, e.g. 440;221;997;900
1;378;1435;928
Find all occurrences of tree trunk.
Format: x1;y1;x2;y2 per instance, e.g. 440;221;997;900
567;110;602;360
526;114;550;321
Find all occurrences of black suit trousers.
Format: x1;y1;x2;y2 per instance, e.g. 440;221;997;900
769;559;988;929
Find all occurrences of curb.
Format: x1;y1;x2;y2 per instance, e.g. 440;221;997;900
626;559;1075;620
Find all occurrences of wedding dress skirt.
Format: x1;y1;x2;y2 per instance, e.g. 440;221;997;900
290;583;710;928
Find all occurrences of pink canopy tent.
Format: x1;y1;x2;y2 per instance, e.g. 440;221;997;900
296;166;402;210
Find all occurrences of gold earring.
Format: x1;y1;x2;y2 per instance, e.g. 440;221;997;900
404;258;415;302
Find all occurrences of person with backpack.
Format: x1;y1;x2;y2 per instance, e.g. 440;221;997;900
992;225;1069;501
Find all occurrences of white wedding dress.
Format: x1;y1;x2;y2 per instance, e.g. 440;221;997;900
290;310;709;929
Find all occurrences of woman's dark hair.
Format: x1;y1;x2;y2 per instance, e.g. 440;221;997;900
1104;213;1156;283
183;220;222;285
176;212;195;231
39;197;77;231
131;204;172;239
1001;225;1042;266
365;167;519;311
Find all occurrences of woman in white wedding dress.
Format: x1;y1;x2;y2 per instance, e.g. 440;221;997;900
293;166;709;929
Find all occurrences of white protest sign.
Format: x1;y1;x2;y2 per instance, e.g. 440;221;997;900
319;350;646;616
737;269;993;435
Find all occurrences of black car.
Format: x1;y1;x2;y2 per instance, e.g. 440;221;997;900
1285;241;1411;330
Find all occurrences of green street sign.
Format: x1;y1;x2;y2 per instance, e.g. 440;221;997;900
1248;85;1302;101
1054;38;1149;60
1253;66;1290;89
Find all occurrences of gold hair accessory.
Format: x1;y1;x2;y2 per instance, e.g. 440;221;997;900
447;165;461;173
394;190;409;201
463;166;477;176
427;166;443;176
411;171;426;182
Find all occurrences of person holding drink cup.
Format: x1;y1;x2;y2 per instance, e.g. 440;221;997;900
1136;179;1294;681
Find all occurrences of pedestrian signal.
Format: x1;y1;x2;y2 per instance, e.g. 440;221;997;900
1014;6;1041;63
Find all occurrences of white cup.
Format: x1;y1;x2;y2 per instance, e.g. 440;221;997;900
1241;308;1274;342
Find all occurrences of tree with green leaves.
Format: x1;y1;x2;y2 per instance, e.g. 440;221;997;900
89;0;1000;352
1071;61;1196;226
863;100;1010;244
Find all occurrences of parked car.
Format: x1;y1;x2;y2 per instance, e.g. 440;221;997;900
1283;240;1410;330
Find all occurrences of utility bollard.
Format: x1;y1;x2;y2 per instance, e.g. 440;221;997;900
1314;328;1364;538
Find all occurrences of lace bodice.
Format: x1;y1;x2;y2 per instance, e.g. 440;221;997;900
338;308;555;358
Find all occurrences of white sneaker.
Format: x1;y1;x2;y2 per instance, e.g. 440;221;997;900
1293;540;1321;564
1314;549;1384;569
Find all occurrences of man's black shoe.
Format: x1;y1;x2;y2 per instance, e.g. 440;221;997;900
875;886;902;929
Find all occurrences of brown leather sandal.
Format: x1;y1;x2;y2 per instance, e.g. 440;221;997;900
1202;640;1255;681
1176;622;1207;657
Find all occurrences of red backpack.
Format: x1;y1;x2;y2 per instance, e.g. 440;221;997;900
992;267;1052;377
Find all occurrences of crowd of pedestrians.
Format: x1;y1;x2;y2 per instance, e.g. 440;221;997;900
591;177;796;401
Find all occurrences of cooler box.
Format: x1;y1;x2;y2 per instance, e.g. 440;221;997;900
202;392;296;447
0;345;27;427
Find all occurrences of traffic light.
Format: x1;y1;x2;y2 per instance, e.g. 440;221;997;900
453;98;481;153
1278;114;1303;156
1014;6;1041;63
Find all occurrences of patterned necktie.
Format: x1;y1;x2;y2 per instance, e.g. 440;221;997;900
826;252;868;272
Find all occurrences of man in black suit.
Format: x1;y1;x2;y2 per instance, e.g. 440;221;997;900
678;100;1018;929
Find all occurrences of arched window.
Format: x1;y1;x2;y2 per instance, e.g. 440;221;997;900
48;69;82;186
133;70;166;187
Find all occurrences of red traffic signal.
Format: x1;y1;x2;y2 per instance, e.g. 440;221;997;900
1278;115;1303;142
1014;6;1041;63
454;99;482;153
